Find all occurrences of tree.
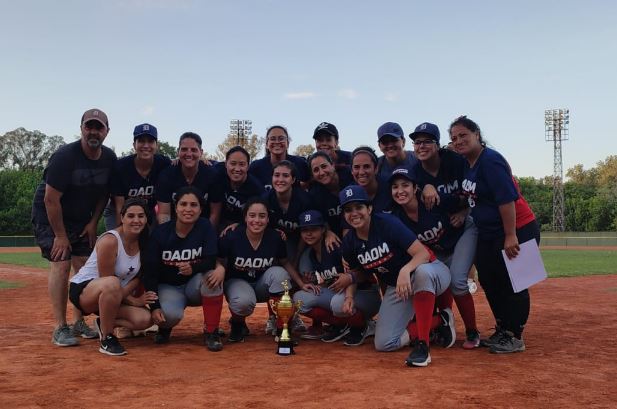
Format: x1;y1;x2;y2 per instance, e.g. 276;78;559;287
0;128;65;170
157;141;178;159
293;144;315;158
215;133;265;162
0;169;42;234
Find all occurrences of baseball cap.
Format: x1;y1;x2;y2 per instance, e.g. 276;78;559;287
133;123;158;140
298;210;326;228
81;108;109;128
388;166;417;184
377;122;404;141
313;122;339;140
409;122;440;144
339;185;370;207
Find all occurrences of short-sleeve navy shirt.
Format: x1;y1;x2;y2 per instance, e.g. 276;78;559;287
377;150;418;180
413;149;466;195
308;170;354;236
305;242;343;287
262;187;315;240
218;225;287;282
214;169;265;224
342;213;417;287
249;154;310;189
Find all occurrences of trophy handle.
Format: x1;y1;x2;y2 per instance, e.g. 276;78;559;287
269;298;277;315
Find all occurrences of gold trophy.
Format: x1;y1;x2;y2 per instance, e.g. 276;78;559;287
269;280;302;356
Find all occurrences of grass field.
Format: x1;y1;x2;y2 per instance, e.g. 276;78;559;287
0;280;25;289
0;249;615;278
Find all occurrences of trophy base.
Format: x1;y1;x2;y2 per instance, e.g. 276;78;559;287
276;339;295;356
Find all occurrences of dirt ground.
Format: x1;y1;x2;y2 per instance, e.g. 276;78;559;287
0;263;616;408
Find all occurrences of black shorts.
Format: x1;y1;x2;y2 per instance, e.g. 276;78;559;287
69;279;94;315
33;223;93;261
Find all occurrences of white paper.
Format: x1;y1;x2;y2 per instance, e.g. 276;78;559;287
501;239;547;293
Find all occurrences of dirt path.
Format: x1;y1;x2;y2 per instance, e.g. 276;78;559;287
0;264;615;408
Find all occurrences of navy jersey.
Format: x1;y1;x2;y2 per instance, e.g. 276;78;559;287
461;148;518;239
414;149;466;195
306;242;343;286
143;218;218;310
262;187;315;239
308;170;354;236
391;194;463;252
214;169;265;224
342;213;417;287
110;154;171;213
249;154;310;189
31;141;117;227
218;225;287;282
155;162;222;218
377;150;418;180
335;150;352;169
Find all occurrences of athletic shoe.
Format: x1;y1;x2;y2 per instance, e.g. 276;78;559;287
204;330;223;352
343;322;370;347
52;324;79;347
72;318;98;339
300;325;325;340
154;327;172;344
364;319;376;338
480;326;506;348
228;321;246;343
321;324;350;343
489;332;525;354
463;329;481;349
227;318;247;337
93;317;102;340
132;324;159;337
405;340;431;367
264;315;277;336
99;334;127;356
291;315;307;333
435;308;456;348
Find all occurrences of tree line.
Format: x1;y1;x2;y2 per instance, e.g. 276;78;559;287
0;128;614;235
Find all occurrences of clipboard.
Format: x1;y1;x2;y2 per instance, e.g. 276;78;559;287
501;239;547;293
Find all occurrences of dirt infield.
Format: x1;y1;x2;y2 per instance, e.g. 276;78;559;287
0;264;615;408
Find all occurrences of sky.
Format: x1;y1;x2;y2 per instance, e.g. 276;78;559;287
1;0;615;178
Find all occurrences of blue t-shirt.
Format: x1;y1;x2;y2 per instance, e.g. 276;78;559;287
155;162;222;218
214;169;265;225
390;194;463;252
143;218;218;309
110;154;171;213
306;242;343;287
218;225;287;282
413;149;466;195
262;187;315;240
249;154;310;189
308;169;354;236
461;148;518;239
377;150;418;180
342;213;417;287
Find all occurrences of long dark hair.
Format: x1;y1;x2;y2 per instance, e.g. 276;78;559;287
241;197;270;220
449;115;486;147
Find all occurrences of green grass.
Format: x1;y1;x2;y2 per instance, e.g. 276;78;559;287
0;252;49;269
0;250;615;278
0;280;25;289
541;250;617;278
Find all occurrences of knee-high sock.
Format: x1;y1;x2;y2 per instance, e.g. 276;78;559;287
407;313;441;340
436;288;453;310
454;293;477;332
201;294;223;333
346;311;365;328
308;307;347;326
413;291;436;344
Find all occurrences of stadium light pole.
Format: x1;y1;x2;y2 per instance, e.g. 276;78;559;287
229;119;253;146
545;108;569;232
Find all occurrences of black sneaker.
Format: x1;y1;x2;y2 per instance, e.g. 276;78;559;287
405;340;431;367
435;308;456;348
228;320;246;343
99;334;127;356
154;327;172;344
489;332;525;354
321;324;350;343
480;326;506;348
227;317;249;337
343;325;367;347
204;330;223;352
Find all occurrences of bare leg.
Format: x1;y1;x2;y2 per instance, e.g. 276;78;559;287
48;260;71;328
79;276;122;337
115;305;152;331
70;256;88;322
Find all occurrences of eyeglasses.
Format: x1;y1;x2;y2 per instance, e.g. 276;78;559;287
412;139;436;147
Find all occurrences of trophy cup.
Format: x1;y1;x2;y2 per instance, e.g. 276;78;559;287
269;280;302;356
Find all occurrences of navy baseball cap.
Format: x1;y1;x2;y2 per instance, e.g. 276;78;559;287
313;122;339;140
133;123;158;140
377;122;404;141
339;185;370;207
388;166;417;184
298;210;326;228
409;122;440;144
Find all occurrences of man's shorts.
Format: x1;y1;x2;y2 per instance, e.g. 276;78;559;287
33;223;93;261
69;279;94;315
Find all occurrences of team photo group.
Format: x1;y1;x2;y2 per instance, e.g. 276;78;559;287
31;107;540;368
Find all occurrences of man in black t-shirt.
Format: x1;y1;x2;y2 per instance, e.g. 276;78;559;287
32;108;117;347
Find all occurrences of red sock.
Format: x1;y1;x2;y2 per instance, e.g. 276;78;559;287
454;293;477;332
407;313;441;339
346;311;365;328
201;294;223;333
413;291;436;344
307;307;331;323
430;314;441;331
436;288;453;310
